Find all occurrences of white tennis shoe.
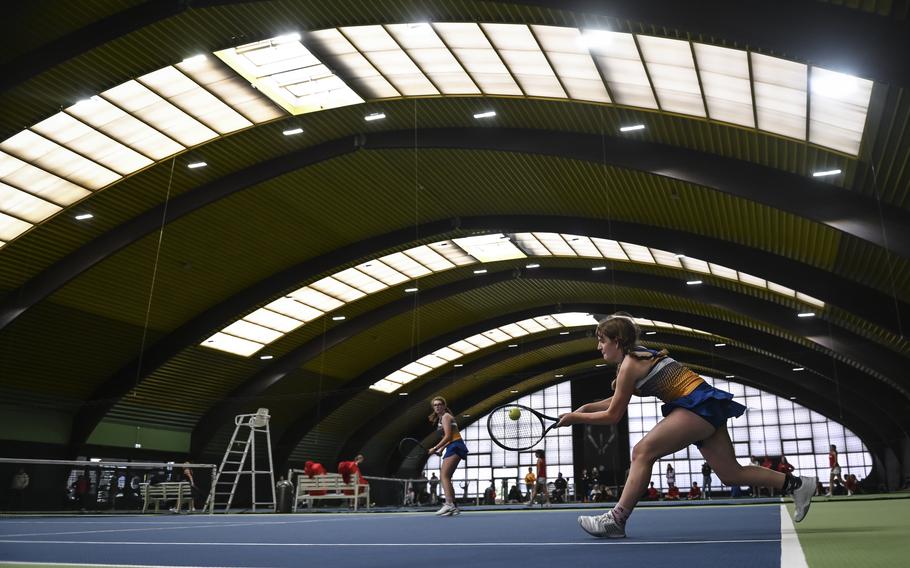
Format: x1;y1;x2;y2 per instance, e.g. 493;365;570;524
577;510;626;538
435;502;456;516
792;476;816;522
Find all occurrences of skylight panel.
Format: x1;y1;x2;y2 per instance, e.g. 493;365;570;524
620;242;656;264
453;234;526;262
340;25;439;96
636;35;705;117
402;361;433;376
222;320;283;344
305;28;400;99
380;251;433;278
751;53;807;140
481;23;565;98
310;275;367;303
534;315;561;329
386;23;480;94
531;25;610;103
500;323;531;337
449;339;480;354
356;259;409;285
370;379;402;393
67;96;185;160
429;240;477;265
591;238;629;260
482;328;513;343
243;308;305;333
265;297;323;322
767;282;796;297
387;370;417;384
404;244;455;272
515;318;547;334
809;67;873;155
103;80;219;147
693;43;754;127
289;287;345;311
31;112;153;176
673;324;694;332
0;211;31;241
0;151;91;206
738;272;767;288
416;354;448;369
176;55;285;123
652;320;674;328
1;130;120;190
563;234;601;258
634;318;654;327
796;292;825;308
512;232;551;256
552;312;597;327
532;232;575;256
218;33;368;111
709;263;738;280
333;267;387;294
138;66;252;134
432;23;522;95
681;256;711;274
0;182;61;223
651;249;683;268
583;30;658;109
202;332;264;356
464;333;496;349
432;347;461;361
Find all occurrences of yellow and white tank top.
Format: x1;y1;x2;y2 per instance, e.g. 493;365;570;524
631;346;704;403
437;415;463;441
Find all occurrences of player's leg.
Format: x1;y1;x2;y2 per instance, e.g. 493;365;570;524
436;455;461;516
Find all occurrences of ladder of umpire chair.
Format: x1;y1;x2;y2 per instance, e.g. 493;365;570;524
206;408;277;513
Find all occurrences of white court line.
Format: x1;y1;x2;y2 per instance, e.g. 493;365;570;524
779;505;809;568
0;563;259;568
0;517;356;538
0;538;780;547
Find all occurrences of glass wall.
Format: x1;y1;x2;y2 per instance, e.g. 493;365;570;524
424;382;574;499
627;376;873;493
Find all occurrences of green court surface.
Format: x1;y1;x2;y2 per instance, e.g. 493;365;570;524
790;495;910;568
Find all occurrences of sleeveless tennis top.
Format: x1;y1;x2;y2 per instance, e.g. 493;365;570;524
437;415;463;441
631;346;704;403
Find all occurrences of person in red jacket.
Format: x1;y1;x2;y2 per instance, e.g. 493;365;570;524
303;460;327;496
337;455;367;495
644;482;660;501
665;484;680;500
687;481;702;500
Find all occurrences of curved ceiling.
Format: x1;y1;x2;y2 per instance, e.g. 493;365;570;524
1;1;908;477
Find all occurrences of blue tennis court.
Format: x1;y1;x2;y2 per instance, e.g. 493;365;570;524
0;504;796;568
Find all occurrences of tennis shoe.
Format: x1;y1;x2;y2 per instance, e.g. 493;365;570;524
450;507;460;516
578;510;626;538
435;503;456;516
792;476;816;522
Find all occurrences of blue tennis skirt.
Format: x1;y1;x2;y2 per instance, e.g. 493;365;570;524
443;439;469;460
661;383;746;443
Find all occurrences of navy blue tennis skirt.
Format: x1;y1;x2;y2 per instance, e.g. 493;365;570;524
443;439;469;460
661;383;746;444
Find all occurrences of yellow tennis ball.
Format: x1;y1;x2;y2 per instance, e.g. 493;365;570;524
509;407;521;420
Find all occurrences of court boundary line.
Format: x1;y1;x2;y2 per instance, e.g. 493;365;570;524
779;504;809;568
0;538;781;547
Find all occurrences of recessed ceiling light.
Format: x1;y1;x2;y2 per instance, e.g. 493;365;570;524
559;331;570;335
187;161;207;169
74;213;93;221
510;389;519;393
714;343;726;347
134;443;142;449
645;331;657;336
555;374;564;378
591;266;607;271
797;312;815;318
399;392;408;396
595;364;606;367
259;355;274;360
473;269;487;274
686;280;703;285
812;169;841;177
473;110;496;119
454;363;463;368
508;344;518;348
332;316;345;321
283;127;304;136
462;414;471;417
365;112;386;121
789;396;797;400
405;287;419;293
620;124;646;132
526;263;540;269
792;367;805;372
725;375;734;379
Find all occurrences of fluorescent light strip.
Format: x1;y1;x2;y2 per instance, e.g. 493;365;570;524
812;169;841;177
620;124;645;132
365;113;386;121
473;110;496;119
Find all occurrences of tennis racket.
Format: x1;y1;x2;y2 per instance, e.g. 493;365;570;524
487;404;561;451
398;437;437;457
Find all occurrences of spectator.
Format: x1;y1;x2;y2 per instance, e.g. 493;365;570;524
9;468;29;510
553;472;568;503
665;463;675;491
844;474;857;496
304;460;328;497
665;484;680;501
337;454;368;501
590;483;603;502
527;449;550;507
687;481;702;500
579;468;591;503
429;473;439;504
828;444;846;496
415;473;428;505
701;462;713;500
483;480;496;505
524;467;536;500
508;483;522;503
644;482;660;501
73;472;92;511
182;462;201;511
501;478;508;504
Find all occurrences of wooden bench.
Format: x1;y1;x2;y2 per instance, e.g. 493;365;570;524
293;472;370;512
138;481;195;513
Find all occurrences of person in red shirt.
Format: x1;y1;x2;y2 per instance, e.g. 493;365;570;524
776;456;794;475
665;484;680;500
828;444;846;496
844;474;857;496
337;455;368;495
645;482;660;501
687;481;702;500
527;449;551;507
303;460;327;496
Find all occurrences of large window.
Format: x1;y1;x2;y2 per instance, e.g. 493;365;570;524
627;376;873;492
424;382;574;498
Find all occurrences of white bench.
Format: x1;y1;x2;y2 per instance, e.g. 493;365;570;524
138;481;195;513
293;472;370;511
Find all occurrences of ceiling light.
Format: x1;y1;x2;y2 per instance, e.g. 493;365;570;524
187;161;207;169
526;263;540;269
473;269;488;274
332;316;345;321
559;331;570;335
725;375;734;379
259;355;274;360
591;266;607;271
595;364;606;367
454;363;463;368
797;312;815;318
399;392;408;396
645;331;657;335
555;374;564;378
686;280;703;285
405;287;419;293
714;343;726;347
620;124;646;132
473;110;496;119
789;396;797;400
74;213;94;221
510;389;519;393
812;169;841;177
508;344;518;348
365;112;386;121
462;414;471;417
134;443;142;449
283;127;304;136
182;54;206;64
792;367;805;372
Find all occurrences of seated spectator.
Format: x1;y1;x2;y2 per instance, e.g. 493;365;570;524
552;472;568;503
687;481;702;500
507;484;522;503
644;481;660;501
337;455;367;496
844;474;857;496
665;483;680;500
483;481;496;505
590;484;603;502
303;460;328;496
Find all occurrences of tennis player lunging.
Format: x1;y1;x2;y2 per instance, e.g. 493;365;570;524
427;396;469;517
557;313;816;538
